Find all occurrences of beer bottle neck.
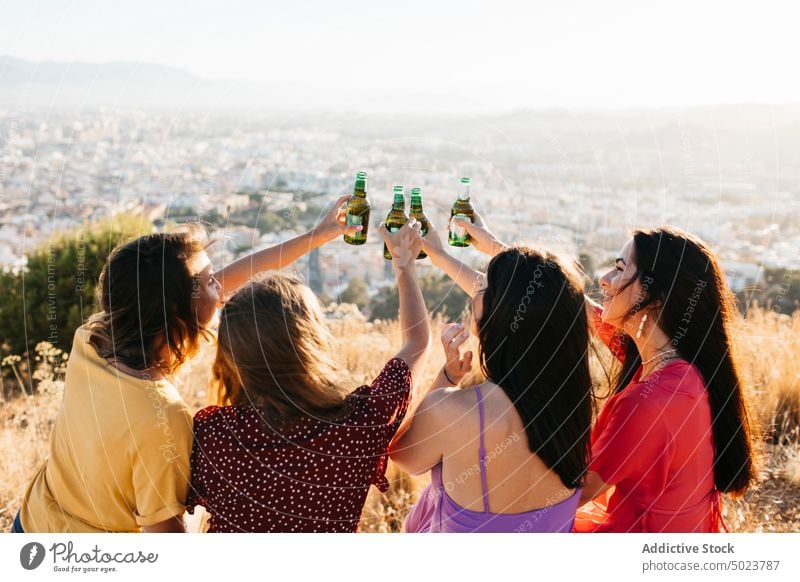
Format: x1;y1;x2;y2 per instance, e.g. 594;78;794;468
392;195;405;210
354;173;367;195
459;187;470;201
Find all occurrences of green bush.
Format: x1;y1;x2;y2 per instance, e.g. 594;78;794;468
369;272;470;322
338;277;369;310
0;216;151;356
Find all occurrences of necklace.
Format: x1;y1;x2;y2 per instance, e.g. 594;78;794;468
641;348;678;366
639;349;680;381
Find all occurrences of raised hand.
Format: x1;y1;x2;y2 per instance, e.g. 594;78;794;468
313;194;363;243
450;210;506;256
380;219;423;270
441;322;473;385
417;219;446;259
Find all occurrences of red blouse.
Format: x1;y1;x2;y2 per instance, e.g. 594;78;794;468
574;308;723;533
186;358;411;532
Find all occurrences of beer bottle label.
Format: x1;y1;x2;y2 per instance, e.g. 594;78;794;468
450;213;470;241
346;213;363;227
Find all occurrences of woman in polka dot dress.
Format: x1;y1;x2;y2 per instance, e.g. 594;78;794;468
186;219;431;532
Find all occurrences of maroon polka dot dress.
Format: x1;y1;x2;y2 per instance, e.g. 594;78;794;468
186;358;411;532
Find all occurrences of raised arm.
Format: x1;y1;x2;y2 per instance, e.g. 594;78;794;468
216;194;360;297
452;211;605;336
380;219;431;383
388;319;474;475
419;221;486;297
419;210;507;297
450;210;507;257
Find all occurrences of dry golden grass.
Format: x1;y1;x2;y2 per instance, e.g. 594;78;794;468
720;308;800;532
1;308;798;532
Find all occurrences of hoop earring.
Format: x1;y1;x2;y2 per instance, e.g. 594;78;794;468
636;313;648;339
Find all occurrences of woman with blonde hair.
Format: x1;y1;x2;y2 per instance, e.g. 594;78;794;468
186;220;431;532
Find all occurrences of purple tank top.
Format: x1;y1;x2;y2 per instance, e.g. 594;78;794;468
404;386;581;533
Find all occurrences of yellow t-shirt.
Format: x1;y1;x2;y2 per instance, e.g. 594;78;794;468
20;325;193;532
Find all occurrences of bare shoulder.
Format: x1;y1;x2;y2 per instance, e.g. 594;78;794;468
448;385;484;408
415;386;474;424
430;385;476;405
427;385;485;424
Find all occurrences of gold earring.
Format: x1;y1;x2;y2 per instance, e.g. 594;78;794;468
636;313;648;339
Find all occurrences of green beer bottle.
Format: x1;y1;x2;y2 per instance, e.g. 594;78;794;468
409;187;429;260
383;186;408;260
343;171;370;245
448;177;475;247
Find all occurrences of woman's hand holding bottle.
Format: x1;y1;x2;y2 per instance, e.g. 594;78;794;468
312;194;363;244
380;218;423;271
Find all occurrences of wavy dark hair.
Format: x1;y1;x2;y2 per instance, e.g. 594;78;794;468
213;273;351;422
87;224;212;375
477;246;592;489
614;226;756;496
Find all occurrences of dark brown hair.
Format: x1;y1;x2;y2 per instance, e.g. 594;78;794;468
213;273;350;421
477;246;593;489
87;224;211;375
614;226;756;495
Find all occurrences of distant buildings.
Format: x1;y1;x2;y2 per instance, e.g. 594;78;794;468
1;108;798;300
721;261;764;293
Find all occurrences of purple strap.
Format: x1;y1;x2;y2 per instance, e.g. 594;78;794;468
475;386;490;513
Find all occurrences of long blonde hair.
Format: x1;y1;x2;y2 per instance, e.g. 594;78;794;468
213;273;351;421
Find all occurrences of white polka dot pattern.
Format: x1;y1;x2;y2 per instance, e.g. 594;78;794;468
186;358;411;532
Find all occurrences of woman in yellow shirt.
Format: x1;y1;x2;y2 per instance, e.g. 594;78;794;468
13;195;360;533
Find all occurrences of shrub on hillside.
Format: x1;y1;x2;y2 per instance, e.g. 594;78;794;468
0;216;151;358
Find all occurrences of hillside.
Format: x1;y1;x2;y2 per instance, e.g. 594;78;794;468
1;307;798;532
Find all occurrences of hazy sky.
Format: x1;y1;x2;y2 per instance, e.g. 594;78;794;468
2;0;799;110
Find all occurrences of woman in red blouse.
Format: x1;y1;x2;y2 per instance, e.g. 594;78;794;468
451;215;757;533
186;220;430;532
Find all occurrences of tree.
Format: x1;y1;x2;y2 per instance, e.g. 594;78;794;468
314;290;334;306
337;277;369;310
0;216;151;356
369;272;469;322
740;267;800;315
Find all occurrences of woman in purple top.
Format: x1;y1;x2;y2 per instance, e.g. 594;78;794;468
390;220;592;533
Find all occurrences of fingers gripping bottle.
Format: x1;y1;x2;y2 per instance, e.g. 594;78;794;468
383;186;408;260
448;177;475;247
344;171;370;245
409;187;429;260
